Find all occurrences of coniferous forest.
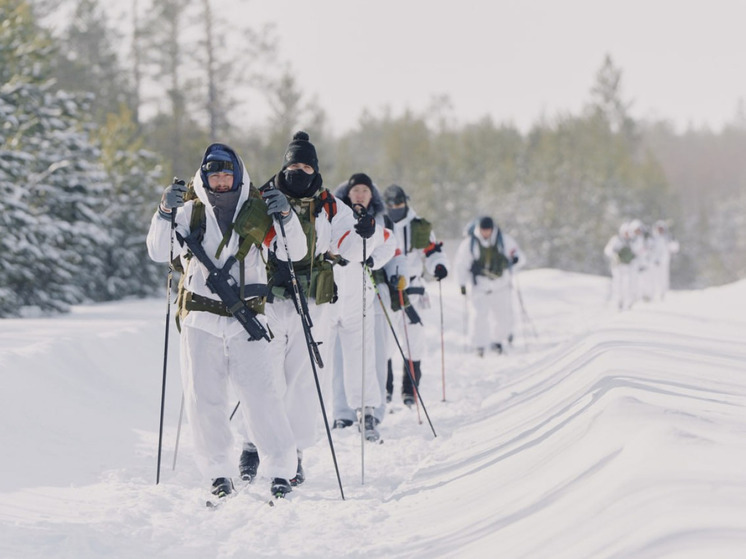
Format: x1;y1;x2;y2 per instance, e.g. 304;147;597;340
1;0;745;317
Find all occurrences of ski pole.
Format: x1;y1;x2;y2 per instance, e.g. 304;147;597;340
156;180;182;484
365;267;437;437
513;273;538;341
172;393;184;471
350;203;369;484
272;203;345;500
438;280;446;402
361;233;367;484
463;288;469;352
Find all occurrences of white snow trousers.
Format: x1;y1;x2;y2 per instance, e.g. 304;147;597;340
265;298;334;450
329;287;382;422
179;325;297;481
470;282;514;349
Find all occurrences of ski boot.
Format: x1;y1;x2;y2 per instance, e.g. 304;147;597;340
271;478;292;499
333;418;353;429
211;477;234;499
357;407;380;442
239;442;260;483
289;451;305;486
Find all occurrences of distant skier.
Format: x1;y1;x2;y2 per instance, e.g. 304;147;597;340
455;216;524;357
383;184;449;407
604;222;636;310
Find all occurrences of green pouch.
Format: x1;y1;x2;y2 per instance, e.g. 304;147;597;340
410;218;432;249
387;283;410;311
233;190;273;247
311;259;336;305
618;245;635;264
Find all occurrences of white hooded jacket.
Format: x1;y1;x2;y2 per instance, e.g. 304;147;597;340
147;144;307;338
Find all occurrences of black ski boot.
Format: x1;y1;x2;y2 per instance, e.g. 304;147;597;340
211;477;234;499
357;407;380;442
271;478;292;499
333;418;353;429
401;361;422;407
239;442;260;483
290;451;305;486
386;359;394;403
491;342;503;354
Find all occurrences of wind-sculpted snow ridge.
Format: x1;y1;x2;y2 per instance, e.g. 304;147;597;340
1;271;745;559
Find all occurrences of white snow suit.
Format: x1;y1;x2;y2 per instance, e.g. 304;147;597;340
384;207;449;399
264;181;387;450
328;183;398;424
455;227;524;351
146;144;307;482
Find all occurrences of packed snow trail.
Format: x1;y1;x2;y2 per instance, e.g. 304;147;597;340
1;269;745;558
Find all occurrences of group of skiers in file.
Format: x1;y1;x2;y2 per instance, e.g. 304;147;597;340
147;131;525;502
604;219;679;310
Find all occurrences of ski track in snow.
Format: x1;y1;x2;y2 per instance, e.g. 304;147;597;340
1;268;745;558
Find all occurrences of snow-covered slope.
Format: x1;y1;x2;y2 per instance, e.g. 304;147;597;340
1;269;745;558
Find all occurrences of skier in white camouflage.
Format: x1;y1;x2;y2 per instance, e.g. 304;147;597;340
455;216;525;357
147;143;306;501
238;132;388;486
328;173;397;441
382;184;449;407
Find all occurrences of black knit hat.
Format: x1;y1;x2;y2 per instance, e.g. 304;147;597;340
383;184;408;206
282;131;319;172
479;216;494;230
348;172;373;189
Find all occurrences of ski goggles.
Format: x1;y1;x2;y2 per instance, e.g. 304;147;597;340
202;160;234;174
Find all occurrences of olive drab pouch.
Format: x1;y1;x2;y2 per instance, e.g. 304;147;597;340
311;259;335;305
233;187;273;249
617;245;635;264
410;217;432;249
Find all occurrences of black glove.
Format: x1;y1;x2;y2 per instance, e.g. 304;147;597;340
365;256;374;268
354;213;376;239
388;274;402;291
511;254;519;265
262;188;291;221
460;285;466;296
470;261;482;276
159;180;187;217
434;264;448;280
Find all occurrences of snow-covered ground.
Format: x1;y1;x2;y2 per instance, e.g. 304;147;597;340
1;268;745;559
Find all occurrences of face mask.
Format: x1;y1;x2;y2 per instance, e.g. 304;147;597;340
388;206;408;223
283;169;316;197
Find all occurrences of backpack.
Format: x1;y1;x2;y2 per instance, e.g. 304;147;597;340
469;227;509;279
266;187;338;305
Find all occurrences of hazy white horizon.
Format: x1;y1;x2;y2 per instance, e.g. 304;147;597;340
235;0;746;134
90;0;746;135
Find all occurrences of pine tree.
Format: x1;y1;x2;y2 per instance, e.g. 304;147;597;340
0;0;111;315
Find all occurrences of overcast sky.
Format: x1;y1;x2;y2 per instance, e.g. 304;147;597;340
226;0;746;135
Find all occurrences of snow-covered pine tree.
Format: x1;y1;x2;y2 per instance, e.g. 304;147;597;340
0;0;111;315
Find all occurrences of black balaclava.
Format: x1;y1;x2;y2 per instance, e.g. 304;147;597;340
384;184;409;223
279;131;321;198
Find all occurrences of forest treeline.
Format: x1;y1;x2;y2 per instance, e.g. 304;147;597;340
1;0;744;317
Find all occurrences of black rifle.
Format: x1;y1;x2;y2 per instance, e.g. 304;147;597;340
176;229;270;342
